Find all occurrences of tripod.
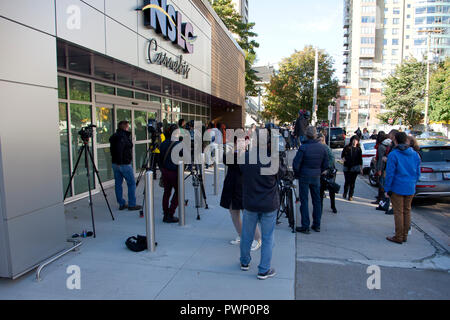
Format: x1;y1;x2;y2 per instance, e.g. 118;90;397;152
136;142;159;216
64;139;115;238
185;163;209;220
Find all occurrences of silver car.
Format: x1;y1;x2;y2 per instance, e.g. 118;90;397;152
416;139;450;198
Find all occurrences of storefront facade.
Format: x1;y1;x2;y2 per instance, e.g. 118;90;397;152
0;0;245;278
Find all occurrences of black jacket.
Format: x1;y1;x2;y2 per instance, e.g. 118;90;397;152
220;151;243;210
240;152;283;213
293;139;329;178
341;146;363;169
159;140;181;171
294;115;308;137
110;129;133;165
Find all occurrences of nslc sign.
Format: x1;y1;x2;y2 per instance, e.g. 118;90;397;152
141;0;196;54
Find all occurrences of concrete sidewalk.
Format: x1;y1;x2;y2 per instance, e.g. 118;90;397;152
295;167;450;300
0;166;296;300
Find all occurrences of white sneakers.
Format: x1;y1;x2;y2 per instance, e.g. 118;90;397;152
230;236;261;251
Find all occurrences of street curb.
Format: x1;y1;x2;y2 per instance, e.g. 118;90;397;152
359;175;449;254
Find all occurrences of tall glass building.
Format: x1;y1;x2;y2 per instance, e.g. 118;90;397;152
413;0;450;61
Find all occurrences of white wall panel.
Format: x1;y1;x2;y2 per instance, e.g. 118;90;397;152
0;0;56;35
56;0;106;54
105;0;138;32
105;17;138;66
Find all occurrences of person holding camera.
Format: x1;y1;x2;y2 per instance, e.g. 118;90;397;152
221;136;262;251
341;136;363;201
109;121;142;211
318;133;337;214
239;127;284;280
293;126;329;234
158;124;181;223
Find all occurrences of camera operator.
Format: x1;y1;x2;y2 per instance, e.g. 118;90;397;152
239;126;285;280
294;110;309;145
109;121;142;211
159;124;181;223
293;126;329;234
150;122;165;179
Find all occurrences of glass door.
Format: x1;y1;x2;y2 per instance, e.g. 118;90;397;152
134;109;159;174
95;105;114;184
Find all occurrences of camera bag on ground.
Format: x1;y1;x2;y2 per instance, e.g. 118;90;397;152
376;197;390;212
125;235;147;252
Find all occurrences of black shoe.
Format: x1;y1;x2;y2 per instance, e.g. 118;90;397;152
343;193;347;199
296;227;310;234
332;208;337;214
240;263;250;271
163;216;179;223
257;268;276;280
311;226;321;232
128;205;142;211
371;200;380;205
119;204;128;211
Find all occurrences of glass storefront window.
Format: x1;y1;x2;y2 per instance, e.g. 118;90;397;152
68;46;91;75
116;108;132;125
117;88;133;98
97;147;113;183
135;92;149;101
58;76;67;99
70;103;94;195
189;104;196;114
69;78;91;102
163;98;172;112
173;101;181;113
95;83;115;95
96;107;113;144
134;110;147;141
135;144;149;172
150;95;161;103
182;102;189;114
59;103;71;197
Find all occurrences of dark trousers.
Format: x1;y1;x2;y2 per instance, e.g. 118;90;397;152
161;168;178;216
299;176;322;229
343;171;358;198
320;179;336;210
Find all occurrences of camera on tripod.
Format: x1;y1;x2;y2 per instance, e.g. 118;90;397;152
78;124;97;143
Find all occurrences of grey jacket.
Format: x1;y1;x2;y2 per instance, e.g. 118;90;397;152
376;139;392;172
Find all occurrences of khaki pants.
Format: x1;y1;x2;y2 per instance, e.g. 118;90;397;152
390;192;414;241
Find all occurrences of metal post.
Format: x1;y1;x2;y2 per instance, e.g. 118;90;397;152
312;47;319;126
145;171;156;252
200;153;206;208
294;179;301;230
424;33;431;133
214;147;220;196
178;161;185;226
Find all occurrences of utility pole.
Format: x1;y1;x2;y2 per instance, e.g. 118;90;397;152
312;47;319;126
418;29;442;132
365;75;372;128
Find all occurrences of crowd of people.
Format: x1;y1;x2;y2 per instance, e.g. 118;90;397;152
108;110;422;280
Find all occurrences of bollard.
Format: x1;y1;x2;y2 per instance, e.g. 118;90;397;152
294;178;301;230
145;171;156;252
200;153;206;208
178;161;185;226
213;147;220;196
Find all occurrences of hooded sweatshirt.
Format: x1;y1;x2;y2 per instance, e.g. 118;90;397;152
384;144;421;196
376;138;392;172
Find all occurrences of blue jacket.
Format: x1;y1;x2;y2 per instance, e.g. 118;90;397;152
384;144;421;196
293;139;329;178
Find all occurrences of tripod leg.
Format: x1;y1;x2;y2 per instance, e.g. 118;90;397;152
64;147;84;200
87;147;115;221
84;146;97;238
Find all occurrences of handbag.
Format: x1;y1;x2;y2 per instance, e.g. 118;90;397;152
377;197;391;212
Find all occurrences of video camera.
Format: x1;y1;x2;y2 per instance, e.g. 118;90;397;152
78;124;97;143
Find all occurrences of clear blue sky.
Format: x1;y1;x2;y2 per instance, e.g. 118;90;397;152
249;0;343;81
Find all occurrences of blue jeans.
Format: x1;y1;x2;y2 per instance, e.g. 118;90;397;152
240;209;277;274
298;176;322;229
112;164;136;207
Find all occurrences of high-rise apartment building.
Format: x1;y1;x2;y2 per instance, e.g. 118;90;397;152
342;0;449;131
231;0;249;23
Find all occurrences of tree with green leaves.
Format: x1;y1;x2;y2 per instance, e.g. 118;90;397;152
430;57;450;123
262;46;338;123
209;0;260;96
379;58;427;127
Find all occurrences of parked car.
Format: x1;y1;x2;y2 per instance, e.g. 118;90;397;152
360;140;377;174
325;127;346;149
419;132;446;139
408;130;422;137
415;139;450;198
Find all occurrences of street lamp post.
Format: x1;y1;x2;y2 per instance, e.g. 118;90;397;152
418;29;442;132
312;47;319;126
